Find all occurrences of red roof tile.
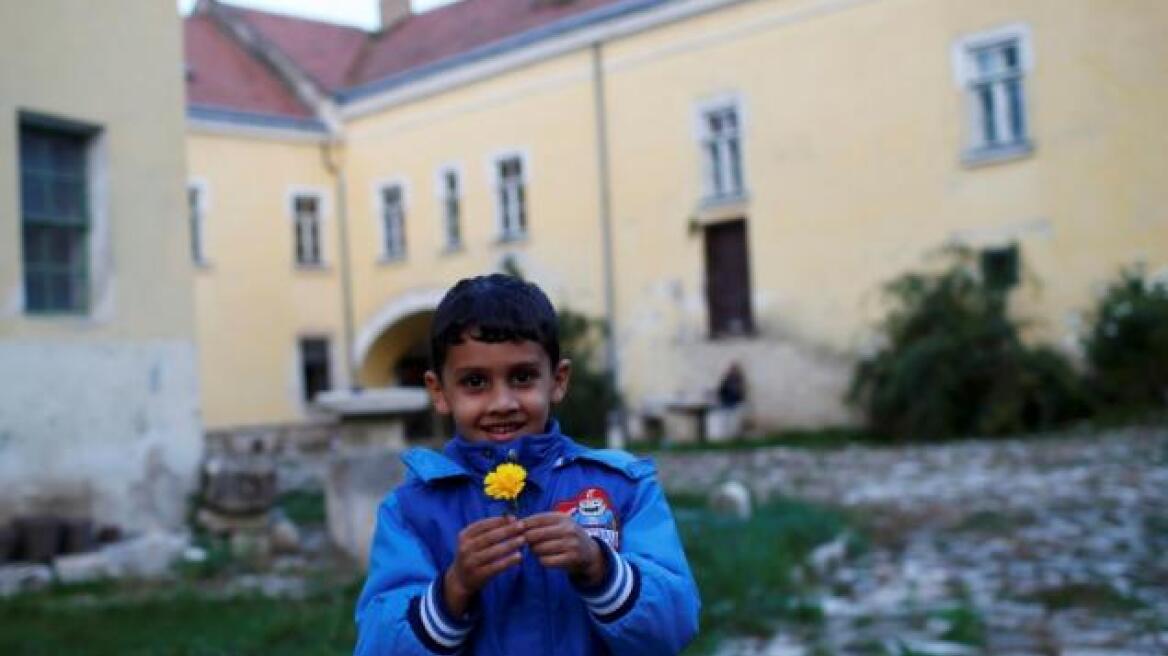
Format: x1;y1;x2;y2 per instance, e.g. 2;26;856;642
184;13;313;118
184;0;633;118
224;5;369;92
348;0;626;88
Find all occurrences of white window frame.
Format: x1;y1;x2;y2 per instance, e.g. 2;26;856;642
287;187;328;268
693;93;747;204
374;178;409;262
488;149;531;242
435;163;463;251
187;179;210;267
952;23;1035;163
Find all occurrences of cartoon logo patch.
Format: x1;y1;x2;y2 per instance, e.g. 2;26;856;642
555;487;620;549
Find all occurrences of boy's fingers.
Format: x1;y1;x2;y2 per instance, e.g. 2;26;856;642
523;524;572;544
475;551;523;580
466;536;526;568
538;552;579;569
464;520;526;552
462;515;513;538
521;512;567;528
529;537;575;557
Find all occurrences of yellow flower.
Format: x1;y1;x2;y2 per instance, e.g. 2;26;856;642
484;462;527;502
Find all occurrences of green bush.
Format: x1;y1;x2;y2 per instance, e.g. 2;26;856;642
849;247;1089;440
1083;267;1168;412
555;308;620;447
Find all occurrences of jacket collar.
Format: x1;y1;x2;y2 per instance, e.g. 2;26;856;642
443;420;574;480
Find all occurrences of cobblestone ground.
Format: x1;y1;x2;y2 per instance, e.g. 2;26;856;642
653;427;1168;656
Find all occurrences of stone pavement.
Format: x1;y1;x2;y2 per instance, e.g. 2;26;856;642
652;426;1168;655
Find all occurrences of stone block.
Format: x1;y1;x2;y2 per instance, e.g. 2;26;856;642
0;563;52;596
325;450;405;567
708;480;752;520
53;551;113;584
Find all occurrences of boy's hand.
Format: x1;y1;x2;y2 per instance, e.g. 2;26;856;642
522;512;607;587
444;516;526;616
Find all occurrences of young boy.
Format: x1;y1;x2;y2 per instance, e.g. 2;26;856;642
354;274;700;655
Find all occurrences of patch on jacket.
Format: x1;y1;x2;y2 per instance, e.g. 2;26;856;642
555;487;620;549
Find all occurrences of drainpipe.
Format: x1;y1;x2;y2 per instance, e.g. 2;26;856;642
321;140;358;391
591;42;624;447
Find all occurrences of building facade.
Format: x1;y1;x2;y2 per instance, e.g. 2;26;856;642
184;0;1168;440
1;1;202;531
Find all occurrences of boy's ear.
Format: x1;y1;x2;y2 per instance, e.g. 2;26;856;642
551;358;571;404
423;370;451;415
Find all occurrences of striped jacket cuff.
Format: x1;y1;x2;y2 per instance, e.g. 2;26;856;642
574;537;641;623
407;576;477;654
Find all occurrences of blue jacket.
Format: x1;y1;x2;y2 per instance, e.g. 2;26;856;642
354;422;700;655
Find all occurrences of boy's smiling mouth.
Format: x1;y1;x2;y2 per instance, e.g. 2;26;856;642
481;420;527;439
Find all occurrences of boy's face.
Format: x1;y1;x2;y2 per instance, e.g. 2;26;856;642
424;333;571;444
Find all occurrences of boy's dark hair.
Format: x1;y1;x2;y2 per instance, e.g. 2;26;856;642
429;274;560;376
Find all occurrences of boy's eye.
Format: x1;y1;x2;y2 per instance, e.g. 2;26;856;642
510;369;538;385
460;373;487;389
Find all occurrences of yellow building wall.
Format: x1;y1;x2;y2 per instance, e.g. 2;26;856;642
188;0;1167;434
343;49;607;374
187;133;345;428
596;0;1168;427
0;1;202;531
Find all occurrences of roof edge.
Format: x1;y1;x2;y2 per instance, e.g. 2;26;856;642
187;104;330;141
338;0;668;105
338;0;756;120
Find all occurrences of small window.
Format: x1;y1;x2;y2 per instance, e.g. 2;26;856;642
379;184;407;260
496;156;527;240
955;25;1033;161
299;337;331;403
188;183;207;265
704;219;754;337
292;193;323;266
699;104;744;202
20;120;94;314
441;169;462;250
981;244;1020;292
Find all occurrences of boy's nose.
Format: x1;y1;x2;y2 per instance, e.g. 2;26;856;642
487;386;520;413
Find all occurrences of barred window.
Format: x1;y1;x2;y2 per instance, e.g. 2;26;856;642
293;194;322;266
380;185;406;259
497;156;527;240
441;169;461;250
20;121;92;314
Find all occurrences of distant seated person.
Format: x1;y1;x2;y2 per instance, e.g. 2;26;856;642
708;362;747;441
716;362;746;408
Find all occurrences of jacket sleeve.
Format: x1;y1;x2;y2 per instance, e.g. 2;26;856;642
354;492;478;656
572;475;701;655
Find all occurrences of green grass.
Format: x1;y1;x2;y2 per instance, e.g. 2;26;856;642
277;490;327;526
0;579;361;656
672;493;854;654
0;493;853;655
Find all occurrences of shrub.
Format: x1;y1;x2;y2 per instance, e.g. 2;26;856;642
849;247;1089;440
1083;267;1168;412
555;308;620;447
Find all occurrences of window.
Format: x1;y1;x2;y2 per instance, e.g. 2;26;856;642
188;182;208;265
699;103;744;202
292;193;322;266
703;219;754;337
379;184;407;260
496;155;527;240
299;337;331;403
955;24;1033;161
981;244;1020;292
19;119;94;314
440;168;461;250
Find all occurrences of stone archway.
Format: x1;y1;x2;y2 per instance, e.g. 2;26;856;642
352;288;446;370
